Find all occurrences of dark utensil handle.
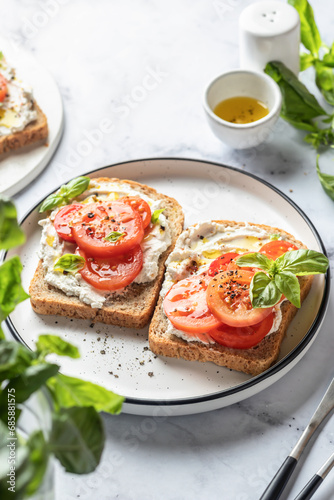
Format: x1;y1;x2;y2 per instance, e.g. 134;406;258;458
294;474;323;500
260;456;298;500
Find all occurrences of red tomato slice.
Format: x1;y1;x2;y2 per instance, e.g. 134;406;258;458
77;245;143;291
259;240;298;260
208;312;274;349
71;201;144;258
206;269;272;327
0;74;7;102
163;273;222;334
54;204;83;243
208;252;239;276
122;197;151;228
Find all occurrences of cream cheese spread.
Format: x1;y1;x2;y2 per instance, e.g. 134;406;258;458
161;221;290;345
38;180;172;308
0;56;37;136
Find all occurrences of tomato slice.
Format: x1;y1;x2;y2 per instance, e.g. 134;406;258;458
122;196;151;229
208;252;239;276
163;273;221;334
208;312;274;349
71;201;144;258
206;269;272;327
77;245;143;291
54;204;83;243
259;240;298;260
0;73;7;103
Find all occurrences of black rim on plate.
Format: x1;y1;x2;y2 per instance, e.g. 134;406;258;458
4;157;331;408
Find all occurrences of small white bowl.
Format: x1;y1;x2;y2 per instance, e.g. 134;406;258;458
203;69;282;149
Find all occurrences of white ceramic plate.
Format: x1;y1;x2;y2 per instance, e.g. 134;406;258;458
0;36;63;196
4;159;330;416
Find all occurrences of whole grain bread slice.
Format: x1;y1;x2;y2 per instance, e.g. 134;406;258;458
29;177;184;328
0;102;48;156
148;221;314;376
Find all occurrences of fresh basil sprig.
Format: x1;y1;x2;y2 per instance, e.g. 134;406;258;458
39;176;90;213
151;208;165;224
54;254;85;273
237;249;328;309
104;231;124;242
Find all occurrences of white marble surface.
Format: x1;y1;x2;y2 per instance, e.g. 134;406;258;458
2;0;334;498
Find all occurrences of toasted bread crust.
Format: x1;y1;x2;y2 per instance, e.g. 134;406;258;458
0;102;48;156
149;221;314;376
29;177;184;328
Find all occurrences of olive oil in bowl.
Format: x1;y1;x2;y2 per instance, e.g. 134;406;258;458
214;96;269;125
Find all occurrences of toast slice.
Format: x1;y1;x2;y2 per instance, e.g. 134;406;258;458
149;221;314;375
29;177;184;328
0;102;48;156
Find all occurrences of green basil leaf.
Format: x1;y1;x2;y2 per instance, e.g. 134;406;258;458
275;271;301;308
316;155;334;199
276;249;329;275
104;231;124;242
236;252;273;272
25;430;49;496
0;363;59;409
0;198;25;250
0;257;29;324
38;176;91;213
54;254;85;273
151;208;165;224
36;334;80;359
50;406;104;473
305;128;334;149
0;341;35;383
300;52;315;71
315;60;334;105
269;234;281;241
47;373;124;415
288;0;321;57
250;272;282;308
64;176;91;200
38;193;65;213
265;61;326;126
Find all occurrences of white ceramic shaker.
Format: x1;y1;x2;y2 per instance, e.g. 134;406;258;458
239;1;300;75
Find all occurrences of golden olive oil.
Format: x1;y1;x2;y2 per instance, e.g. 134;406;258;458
214;96;269;124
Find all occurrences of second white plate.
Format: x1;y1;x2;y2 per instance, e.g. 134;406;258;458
0;37;63;196
4;158;329;416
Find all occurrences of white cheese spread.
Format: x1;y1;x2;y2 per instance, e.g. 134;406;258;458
161;221;291;345
0;56;37;136
38;180;172;308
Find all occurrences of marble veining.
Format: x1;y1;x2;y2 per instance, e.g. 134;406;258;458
2;0;334;498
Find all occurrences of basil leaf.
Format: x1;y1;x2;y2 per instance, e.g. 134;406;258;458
288;0;321;57
300;52;315;71
315;60;334;106
316;155;334;199
63;176;90;200
265;61;327;128
270;234;280;241
50;406;104;474
54;254;85;273
47;373;124;415
276;249;329;275
0;363;59;409
0;197;25;250
275;271;301;308
104;231;124;242
236;252;273;272
0;341;35;383
38;193;64;213
151;208;165;224
250;272;282;308
25;431;49;496
0;257;29;324
36;334;80;359
305;128;334;149
39;176;91;213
